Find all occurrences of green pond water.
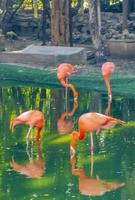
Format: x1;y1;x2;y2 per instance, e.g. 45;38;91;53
0;85;135;200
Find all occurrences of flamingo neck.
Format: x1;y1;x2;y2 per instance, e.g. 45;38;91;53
60;112;67;120
68;83;78;99
59;79;78;99
10;118;23;129
104;100;111;116
72;131;85;140
61;102;78;119
36;127;42;140
103;75;112;97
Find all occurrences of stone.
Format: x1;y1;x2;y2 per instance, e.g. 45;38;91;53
6;31;18;40
0;45;87;67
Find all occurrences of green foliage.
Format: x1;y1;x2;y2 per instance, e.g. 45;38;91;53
110;0;121;5
22;0;43;10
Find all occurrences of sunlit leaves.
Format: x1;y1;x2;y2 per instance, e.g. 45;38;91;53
22;0;43;10
110;0;121;5
1;0;123;12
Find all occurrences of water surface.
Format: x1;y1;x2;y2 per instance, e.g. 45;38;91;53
0;86;135;200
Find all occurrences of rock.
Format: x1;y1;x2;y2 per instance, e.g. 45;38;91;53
6;31;18;40
126;33;135;40
112;34;122;40
105;32;113;39
8;11;135;45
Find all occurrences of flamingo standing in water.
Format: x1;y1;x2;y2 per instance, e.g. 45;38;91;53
101;62;115;101
70;112;125;155
10;110;45;140
57;63;78;101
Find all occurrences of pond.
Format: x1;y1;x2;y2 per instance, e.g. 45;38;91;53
0;85;135;200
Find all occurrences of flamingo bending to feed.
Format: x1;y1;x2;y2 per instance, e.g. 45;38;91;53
10;110;45;140
70;112;125;155
57;63;78;101
101;62;115;101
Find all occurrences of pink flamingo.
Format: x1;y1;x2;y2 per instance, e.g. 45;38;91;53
101;62;115;101
57;63;78;101
10;110;45;140
70;112;125;156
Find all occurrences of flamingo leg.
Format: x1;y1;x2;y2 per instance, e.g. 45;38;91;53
96;129;100;135
90;132;94;156
26;127;33;140
26;139;31;160
90;154;94;176
30;129;34;140
26;140;33;163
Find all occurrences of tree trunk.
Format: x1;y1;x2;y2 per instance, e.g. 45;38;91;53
51;0;70;46
97;0;101;34
80;0;84;15
89;0;101;50
33;0;38;18
41;0;47;45
69;0;72;46
122;0;129;31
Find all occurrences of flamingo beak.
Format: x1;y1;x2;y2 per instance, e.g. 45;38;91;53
108;94;112;102
74;97;78;102
10;126;14;132
10;121;14;132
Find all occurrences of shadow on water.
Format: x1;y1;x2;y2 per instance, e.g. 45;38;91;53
0;84;135;199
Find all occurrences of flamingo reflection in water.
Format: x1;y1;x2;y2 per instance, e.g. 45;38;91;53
10;140;45;178
104;99;112;116
57;101;78;135
70;112;125;156
57;63;78;101
101;62;116;101
10;110;45;140
70;151;125;197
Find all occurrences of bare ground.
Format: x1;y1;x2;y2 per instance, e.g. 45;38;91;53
3;38;135;77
